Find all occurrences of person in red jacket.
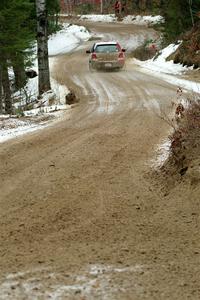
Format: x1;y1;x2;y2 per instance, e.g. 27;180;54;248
114;0;121;16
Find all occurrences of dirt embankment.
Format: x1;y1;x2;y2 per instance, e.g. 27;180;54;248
168;22;200;68
153;92;200;195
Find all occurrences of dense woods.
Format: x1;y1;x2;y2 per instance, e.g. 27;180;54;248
0;0;59;114
0;0;35;113
130;0;199;37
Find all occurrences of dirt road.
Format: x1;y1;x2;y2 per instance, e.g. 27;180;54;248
0;22;200;299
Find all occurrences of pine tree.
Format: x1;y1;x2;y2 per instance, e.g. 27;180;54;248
47;0;60;30
0;0;35;113
164;0;199;43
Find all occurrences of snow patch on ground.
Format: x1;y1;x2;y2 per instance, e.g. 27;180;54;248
0;23;90;143
122;14;164;25
0;264;145;300
134;43;200;93
134;43;187;75
48;23;91;56
0;107;71;143
80;14;116;23
15;62;70;108
23;104;71;117
0;117;46;143
0;55;73;143
14;23;90;106
151;138;171;169
79;14;164;25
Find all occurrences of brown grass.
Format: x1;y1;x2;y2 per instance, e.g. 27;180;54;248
165;89;200;175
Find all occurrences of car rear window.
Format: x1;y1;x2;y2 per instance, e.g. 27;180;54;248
95;44;120;53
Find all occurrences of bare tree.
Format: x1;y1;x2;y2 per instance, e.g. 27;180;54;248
36;0;51;95
188;0;194;26
100;0;103;14
2;63;12;114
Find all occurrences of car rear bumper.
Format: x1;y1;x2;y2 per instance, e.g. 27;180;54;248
90;60;125;69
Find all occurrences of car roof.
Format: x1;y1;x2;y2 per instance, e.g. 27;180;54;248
94;42;118;46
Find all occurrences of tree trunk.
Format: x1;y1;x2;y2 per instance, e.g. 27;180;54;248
188;0;194;26
55;13;58;27
139;0;147;10
2;65;12;114
12;53;27;90
36;0;51;95
132;0;140;9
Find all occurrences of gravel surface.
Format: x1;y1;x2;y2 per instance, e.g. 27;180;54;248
0;22;199;300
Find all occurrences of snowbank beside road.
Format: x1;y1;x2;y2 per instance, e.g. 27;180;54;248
14;23;91;108
15;65;70;109
0;23;90;143
14;23;91;107
80;14;116;23
79;14;164;25
0;107;71;143
122;14;164;25
16;23;91;104
134;43;200;93
135;43;185;75
0;115;49;143
48;23;91;56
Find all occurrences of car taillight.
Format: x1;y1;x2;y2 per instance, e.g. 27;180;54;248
118;52;124;59
91;53;97;60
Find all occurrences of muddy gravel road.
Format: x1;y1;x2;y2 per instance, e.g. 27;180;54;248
0;22;200;300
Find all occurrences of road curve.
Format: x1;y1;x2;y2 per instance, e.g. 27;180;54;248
0;22;198;300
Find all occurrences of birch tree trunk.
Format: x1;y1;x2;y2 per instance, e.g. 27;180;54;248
36;0;51;95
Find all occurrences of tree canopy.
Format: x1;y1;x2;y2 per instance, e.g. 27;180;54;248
0;0;35;61
163;0;200;42
0;0;60;113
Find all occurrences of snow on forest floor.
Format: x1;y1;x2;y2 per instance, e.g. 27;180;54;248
0;23;91;143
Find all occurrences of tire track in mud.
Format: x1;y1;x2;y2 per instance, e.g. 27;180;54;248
52;49;175;120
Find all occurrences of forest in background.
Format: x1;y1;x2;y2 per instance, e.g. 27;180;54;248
0;0;199;114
